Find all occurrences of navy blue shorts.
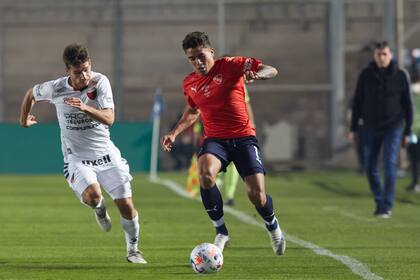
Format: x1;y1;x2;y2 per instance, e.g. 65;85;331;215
198;136;266;179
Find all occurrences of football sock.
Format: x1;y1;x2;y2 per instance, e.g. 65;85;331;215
121;214;139;252
255;194;279;231
94;196;104;208
200;185;228;236
265;217;279;232
93;196;107;217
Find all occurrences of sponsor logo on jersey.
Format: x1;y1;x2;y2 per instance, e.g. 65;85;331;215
82;154;112;166
191;86;197;93
65;112;88;119
213;74;223;84
87;89;97;100
66;123;100;130
64;112;100;130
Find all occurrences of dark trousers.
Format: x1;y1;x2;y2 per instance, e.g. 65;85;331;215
356;129;367;174
359;126;402;210
407;142;419;185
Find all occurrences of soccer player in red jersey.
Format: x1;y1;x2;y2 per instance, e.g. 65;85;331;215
161;31;285;255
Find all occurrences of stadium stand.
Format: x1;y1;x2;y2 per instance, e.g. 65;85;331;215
3;0;420;167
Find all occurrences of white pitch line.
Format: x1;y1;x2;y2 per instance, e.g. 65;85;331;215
151;176;384;280
322;206;379;223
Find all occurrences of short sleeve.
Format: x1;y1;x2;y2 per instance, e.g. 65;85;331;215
32;81;54;102
96;75;114;109
223;56;262;75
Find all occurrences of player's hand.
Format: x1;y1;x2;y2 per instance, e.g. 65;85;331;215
64;97;87;111
348;132;358;144
160;133;176;152
244;70;260;83
402;136;410;147
22;114;38;128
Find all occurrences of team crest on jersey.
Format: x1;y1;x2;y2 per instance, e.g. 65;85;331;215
213;74;223;85
87;89;97;100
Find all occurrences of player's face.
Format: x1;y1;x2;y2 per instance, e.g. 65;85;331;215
374;47;392;68
185;45;215;75
66;60;92;90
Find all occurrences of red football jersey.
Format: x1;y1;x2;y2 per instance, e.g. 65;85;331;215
183;56;261;139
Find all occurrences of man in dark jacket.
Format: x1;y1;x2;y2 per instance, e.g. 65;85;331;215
349;41;413;218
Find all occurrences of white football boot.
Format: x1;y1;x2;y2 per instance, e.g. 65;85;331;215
94;207;112;232
126;248;147;264
268;226;286;255
213;233;230;252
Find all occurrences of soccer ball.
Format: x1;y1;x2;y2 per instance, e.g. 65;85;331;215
190;243;223;274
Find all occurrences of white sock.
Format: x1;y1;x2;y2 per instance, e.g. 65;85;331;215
92;197;108;218
211;217;225;228
82;196;105;210
121;214;139;252
95;196;105;209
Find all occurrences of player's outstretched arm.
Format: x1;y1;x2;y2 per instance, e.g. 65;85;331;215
245;64;278;83
19;88;38;128
160;104;200;152
64;97;114;126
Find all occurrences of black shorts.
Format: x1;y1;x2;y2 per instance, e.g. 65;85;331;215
198;136;266;179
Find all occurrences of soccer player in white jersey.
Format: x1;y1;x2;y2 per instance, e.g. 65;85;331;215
19;44;146;264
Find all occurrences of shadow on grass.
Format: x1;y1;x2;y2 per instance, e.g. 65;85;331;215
312;181;420;206
3;262;191;272
396;197;420;206
312;181;368;198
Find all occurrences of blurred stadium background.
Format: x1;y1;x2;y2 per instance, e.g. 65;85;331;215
3;0;420;173
1;1;420;280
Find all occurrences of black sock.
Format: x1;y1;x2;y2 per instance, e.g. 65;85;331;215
200;185;228;235
255;194;278;231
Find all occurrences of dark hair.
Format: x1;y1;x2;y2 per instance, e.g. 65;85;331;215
373;40;390;50
62;44;90;68
182;31;212;51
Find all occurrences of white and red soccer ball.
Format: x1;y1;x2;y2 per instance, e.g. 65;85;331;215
190;243;223;274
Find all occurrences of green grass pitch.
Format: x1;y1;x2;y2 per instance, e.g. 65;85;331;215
0;171;419;280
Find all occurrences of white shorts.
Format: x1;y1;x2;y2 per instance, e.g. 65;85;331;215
63;152;133;201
